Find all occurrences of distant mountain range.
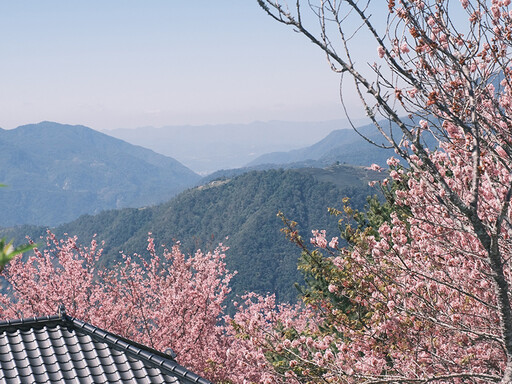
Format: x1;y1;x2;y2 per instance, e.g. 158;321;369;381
0;122;200;226
246;117;440;169
1;165;382;305
248;122;397;168
103;119;369;175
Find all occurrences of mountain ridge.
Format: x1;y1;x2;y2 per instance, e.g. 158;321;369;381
0;121;200;226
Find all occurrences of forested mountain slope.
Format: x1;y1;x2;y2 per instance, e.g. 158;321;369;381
0;122;200;226
1;165;382;303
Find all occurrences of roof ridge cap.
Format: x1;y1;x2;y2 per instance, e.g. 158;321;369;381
0;314;63;330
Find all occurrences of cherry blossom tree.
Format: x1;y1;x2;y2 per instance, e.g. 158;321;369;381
245;0;512;383
0;231;236;382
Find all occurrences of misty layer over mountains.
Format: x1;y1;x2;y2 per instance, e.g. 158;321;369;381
103;119;369;175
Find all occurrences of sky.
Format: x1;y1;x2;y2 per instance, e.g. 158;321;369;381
0;1;368;131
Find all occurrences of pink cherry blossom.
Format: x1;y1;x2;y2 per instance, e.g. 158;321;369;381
311;229;328;248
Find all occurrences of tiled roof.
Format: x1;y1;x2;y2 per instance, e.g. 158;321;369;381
0;307;212;383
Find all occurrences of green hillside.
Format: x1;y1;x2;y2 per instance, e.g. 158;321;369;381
1;165;382;304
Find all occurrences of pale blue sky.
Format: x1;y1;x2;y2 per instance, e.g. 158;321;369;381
0;1;369;130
